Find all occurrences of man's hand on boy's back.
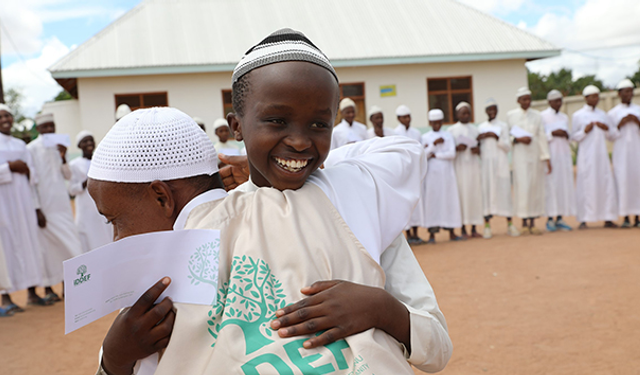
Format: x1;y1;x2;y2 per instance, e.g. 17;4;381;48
270;280;411;352
102;278;175;375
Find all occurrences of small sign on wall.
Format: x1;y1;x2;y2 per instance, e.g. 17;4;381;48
380;85;397;97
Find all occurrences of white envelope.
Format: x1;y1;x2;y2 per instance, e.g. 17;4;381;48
456;134;478;148
544;121;568;133
218;148;240;156
63;229;221;334
480;125;502;137
510;126;533;138
42;133;71;148
0;150;25;164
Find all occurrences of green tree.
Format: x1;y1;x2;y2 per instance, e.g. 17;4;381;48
54;90;73;101
528;68;606;99
626;61;640;88
5;88;26;123
527;70;547;100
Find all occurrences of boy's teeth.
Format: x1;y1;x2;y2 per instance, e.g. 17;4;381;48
275;157;308;172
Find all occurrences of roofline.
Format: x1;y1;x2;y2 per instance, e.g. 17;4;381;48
50;49;561;79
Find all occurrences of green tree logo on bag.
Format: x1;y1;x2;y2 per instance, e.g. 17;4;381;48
207;255;288;354
74;265;91;286
187;240;220;293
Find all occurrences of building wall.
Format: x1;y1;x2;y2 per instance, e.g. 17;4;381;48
74;59;528;144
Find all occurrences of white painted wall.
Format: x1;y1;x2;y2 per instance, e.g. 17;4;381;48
40;99;83;156
71;58;528;144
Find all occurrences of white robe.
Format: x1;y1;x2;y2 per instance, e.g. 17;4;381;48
571;105;619;223
608;103;640;217
0;236;12;291
447;122;483;226
507;108;550;218
394;124;422;142
331;119;368;150
420;131;462;228
394;124;424;226
27;136;82;286
478;119;513;217
0;133;44;293
367;127;394;138
68;157;113;253
541;108;576;217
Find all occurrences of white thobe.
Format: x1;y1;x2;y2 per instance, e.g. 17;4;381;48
367;127;394;138
571;105;619;222
394;124;424;226
0;237;12;291
608;103;640;216
0;133;44;293
447;122;483;226
478;119;513;217
420;131;462;228
541;108;576;217
27;136;82;286
68;157;113;252
331;119;368;150
507;108;550;218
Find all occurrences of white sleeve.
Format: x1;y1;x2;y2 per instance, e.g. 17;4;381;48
434;136;456;160
380;235;452;372
570;114;588;143
605;114;620;142
61;162;72;180
0;163;12;184
313;136;427;263
68;162;85;197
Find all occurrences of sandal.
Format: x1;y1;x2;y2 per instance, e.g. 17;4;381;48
4;303;25;314
0;306;14;317
426;238;436;245
27;296;53;306
44;293;62;303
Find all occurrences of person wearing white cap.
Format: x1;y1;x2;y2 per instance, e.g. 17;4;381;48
0;104;49;312
68;131;113;253
507;87;551;235
420;109;463;243
447;101;483;238
541;90;576;232
571;85;619;229
367;105;392;138
212;118;240;160
393;105;421;142
331;98;368;149
27;112;82;301
192;117;206;132
478;99;518;238
608;79;640;228
115;104;132;121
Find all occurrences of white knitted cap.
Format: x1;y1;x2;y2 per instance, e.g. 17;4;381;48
35;113;54;126
115;104;132;121
455;102;471;112
484;98;498;109
428;109;444;121
213;118;229;131
192;117;205;126
368;105;383;117
75;130;93;146
0;104;12;116
516;87;532;98
339;98;356;111
88;107;218;183
582;85;600;96
616;79;634;90
396;105;411;116
547;90;563;101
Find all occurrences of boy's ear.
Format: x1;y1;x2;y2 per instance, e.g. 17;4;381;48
227;113;243;141
148;180;176;218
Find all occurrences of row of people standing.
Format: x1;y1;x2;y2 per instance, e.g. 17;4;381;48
329;78;640;244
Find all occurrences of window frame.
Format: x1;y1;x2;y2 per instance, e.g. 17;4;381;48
221;89;233;118
427;76;474;124
114;92;169;111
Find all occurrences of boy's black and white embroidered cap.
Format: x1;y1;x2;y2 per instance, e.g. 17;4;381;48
232;28;338;83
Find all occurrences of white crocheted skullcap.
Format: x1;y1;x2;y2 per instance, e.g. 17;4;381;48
0;104;12;116
192;117;205;126
396;105;411;116
115;104;132;121
484;97;498;109
213;118;229;131
616;79;634;90
516;87;532;99
339;98;356;112
428;109;444;121
75;130;93;146
232;28;338;84
455;101;471;112
547;90;563;101
368;105;383;117
35;113;54;126
88;107;218;183
582;85;600;96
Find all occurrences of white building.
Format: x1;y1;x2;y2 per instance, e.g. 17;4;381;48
48;0;559;144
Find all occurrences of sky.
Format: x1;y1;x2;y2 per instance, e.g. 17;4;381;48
2;0;640;116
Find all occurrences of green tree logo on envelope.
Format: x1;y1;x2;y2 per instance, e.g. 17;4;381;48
207;255;288;355
74;264;91;286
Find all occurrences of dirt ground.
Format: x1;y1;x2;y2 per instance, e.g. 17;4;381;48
1;217;639;375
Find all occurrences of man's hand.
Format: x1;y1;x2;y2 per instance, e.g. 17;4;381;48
595;122;609;131
584;123;594;133
270;280;410;351
102;278;175;375
218;154;250;191
551;129;569;138
82;180;88;190
57;145;67;163
470;146;480;155
433;137;445;145
455;144;467;152
515;136;532;145
546;160;552;175
8;160;30;178
36;209;47;228
427;152;435;160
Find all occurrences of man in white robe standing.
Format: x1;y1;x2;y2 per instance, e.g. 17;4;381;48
571;85;619;229
331;98;368;149
28;113;82;301
541;90;576;232
448;102;483;238
608;79;640;228
478;98;519;238
0;104;49;312
68;131;113;252
507;87;551;235
367;106;393;138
